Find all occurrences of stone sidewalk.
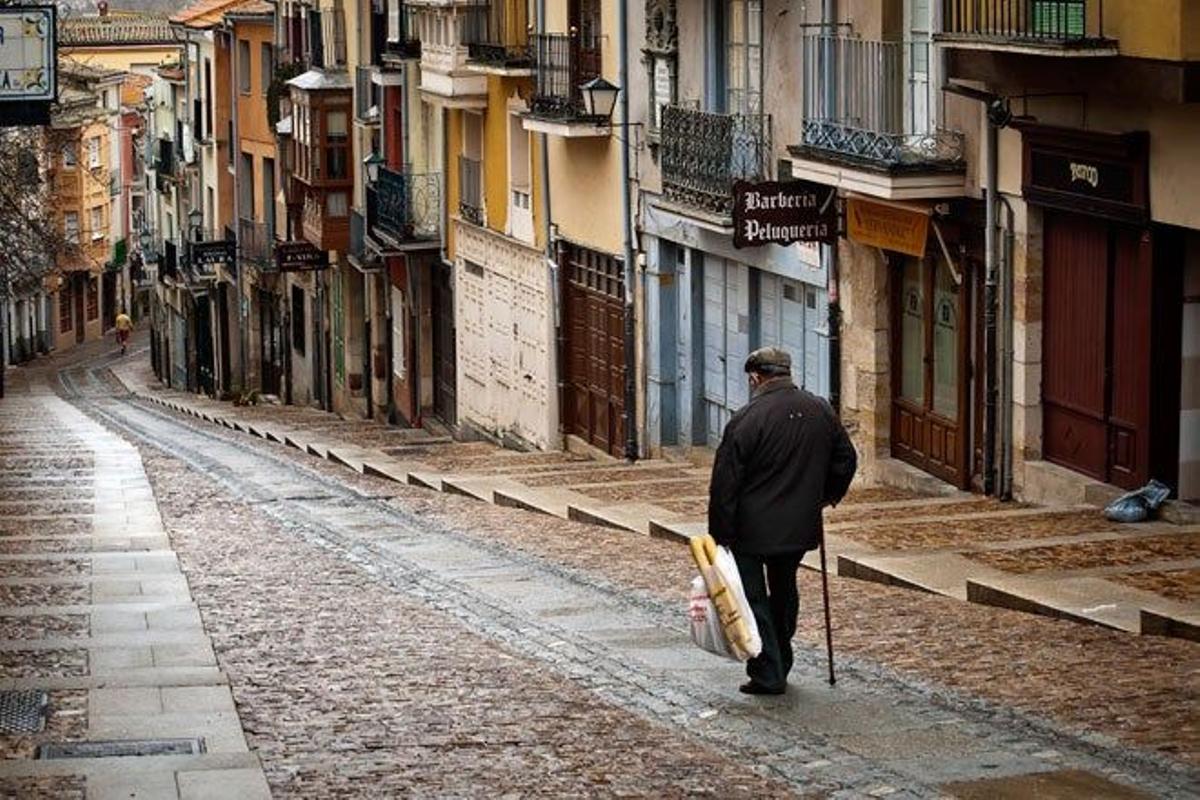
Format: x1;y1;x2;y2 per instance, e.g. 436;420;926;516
113;359;1199;642
0;368;270;799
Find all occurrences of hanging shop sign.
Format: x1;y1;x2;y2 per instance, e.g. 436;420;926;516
846;197;930;258
1020;124;1149;224
275;240;329;272
732;179;838;249
189;239;236;274
0;5;55;125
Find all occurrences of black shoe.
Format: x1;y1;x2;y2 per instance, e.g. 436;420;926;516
739;681;786;696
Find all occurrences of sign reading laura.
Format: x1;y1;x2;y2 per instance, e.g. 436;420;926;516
732;180;837;249
190;239;235;270
275;240;329;272
0;6;55;102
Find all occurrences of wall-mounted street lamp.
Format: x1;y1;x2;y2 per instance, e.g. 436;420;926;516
187;207;203;242
580;77;620;122
363;151;384;183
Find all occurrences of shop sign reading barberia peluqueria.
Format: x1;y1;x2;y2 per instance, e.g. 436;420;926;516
732;180;838;249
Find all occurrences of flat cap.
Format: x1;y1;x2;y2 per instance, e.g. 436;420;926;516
744;346;792;374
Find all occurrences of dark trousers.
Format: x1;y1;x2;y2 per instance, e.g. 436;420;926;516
733;551;803;689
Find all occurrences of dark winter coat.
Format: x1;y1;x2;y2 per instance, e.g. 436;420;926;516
707;378;857;555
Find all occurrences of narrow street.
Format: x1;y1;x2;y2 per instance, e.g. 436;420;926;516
0;337;1193;798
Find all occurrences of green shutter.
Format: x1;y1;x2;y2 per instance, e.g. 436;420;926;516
1031;1;1085;38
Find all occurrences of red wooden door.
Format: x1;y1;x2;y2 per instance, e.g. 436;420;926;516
1043;212;1109;481
1108;227;1152;488
1042;212;1151;489
562;244;625;457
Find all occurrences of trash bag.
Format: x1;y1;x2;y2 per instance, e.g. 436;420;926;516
687;534;762;662
1104;479;1172;523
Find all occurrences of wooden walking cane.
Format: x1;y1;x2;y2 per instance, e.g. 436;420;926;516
818;530;835;686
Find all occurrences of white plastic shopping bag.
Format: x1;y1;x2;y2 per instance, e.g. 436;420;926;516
686;534;762;662
688;575;734;658
711;544;762;660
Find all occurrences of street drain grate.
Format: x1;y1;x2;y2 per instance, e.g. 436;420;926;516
36;738;207;759
0;690;49;734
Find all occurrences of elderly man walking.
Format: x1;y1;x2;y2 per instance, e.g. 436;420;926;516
708;346;857;695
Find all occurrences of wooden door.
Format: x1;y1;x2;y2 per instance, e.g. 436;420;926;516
1043;212;1152;489
1043;212;1109;481
562;244;625;457
1107;227;1152;488
701;258;750;448
891;255;971;488
432;261;457;425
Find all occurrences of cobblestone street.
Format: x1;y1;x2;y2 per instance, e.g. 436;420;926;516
0;339;1196;798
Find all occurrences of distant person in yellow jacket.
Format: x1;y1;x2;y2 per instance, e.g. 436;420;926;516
708;346;856;694
115;310;133;355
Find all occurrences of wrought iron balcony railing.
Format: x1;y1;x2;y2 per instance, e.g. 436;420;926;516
660;105;772;218
367;167;441;245
795;34;964;171
528;32;602;121
940;0;1110;46
458;155;483;226
466;1;531;70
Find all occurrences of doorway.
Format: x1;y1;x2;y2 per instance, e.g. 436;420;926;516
701;257;750;448
562;242;625;456
891;253;971;488
73;275;86;344
194;295;215;397
259;289;282;396
432;260;457;425
1042;211;1158;490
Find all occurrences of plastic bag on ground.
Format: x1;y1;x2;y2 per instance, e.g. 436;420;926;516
1105;479;1173;523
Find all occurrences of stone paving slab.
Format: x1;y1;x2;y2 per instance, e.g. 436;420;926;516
0;369;268;799
967;574;1200;638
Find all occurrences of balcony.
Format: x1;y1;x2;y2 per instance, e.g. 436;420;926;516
367;167;441;249
938;0;1116;55
376;1;421;65
788;35;966;201
466;2;531;75
523;32;607;137
301;193;350;253
659;105;771;222
411;2;489;106
238;218;276;267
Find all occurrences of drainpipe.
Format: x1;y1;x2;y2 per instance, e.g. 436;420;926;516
619;0;637;461
536;0;559;448
944;83;1009;498
998;196;1015;500
822;0;840;413
983;119;998;496
228;25;248;396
